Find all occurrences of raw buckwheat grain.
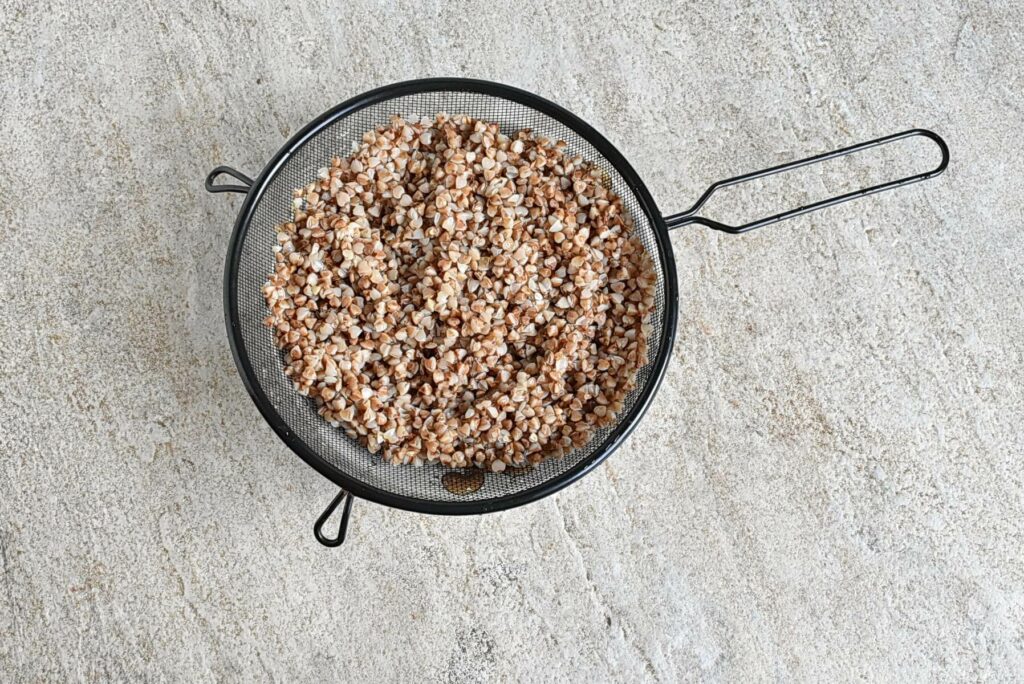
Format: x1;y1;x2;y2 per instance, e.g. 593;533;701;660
262;114;656;470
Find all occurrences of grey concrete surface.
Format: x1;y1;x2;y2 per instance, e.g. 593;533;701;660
1;0;1023;681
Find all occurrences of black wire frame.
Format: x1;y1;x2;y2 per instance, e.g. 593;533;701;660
221;78;680;515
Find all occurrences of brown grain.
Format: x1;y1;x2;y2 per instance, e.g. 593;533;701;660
262;114;656;469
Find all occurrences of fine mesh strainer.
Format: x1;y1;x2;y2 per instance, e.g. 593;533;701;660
205;78;948;547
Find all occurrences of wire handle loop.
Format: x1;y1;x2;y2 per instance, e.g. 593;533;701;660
665;129;948;233
205;165;254;194
313;489;354;548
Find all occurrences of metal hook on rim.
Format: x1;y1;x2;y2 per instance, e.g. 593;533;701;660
313;489;355;547
205;165;254;194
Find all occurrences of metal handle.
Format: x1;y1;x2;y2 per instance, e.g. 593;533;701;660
664;129;949;234
313;489;354;547
205;165;254;194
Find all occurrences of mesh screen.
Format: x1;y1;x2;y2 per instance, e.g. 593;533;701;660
233;89;669;505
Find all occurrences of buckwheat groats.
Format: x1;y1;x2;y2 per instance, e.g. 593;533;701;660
262;114;656;471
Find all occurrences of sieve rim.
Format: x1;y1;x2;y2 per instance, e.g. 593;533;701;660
222;78;679;514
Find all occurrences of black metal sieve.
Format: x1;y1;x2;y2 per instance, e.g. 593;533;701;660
205;78;948;547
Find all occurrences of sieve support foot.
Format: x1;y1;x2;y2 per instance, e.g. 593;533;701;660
205;165;253;194
313;489;354;547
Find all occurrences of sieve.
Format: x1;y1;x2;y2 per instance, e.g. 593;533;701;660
205;78;948;547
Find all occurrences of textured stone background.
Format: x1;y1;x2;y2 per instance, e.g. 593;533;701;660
2;0;1022;681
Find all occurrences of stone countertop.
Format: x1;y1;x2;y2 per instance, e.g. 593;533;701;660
1;1;1022;680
